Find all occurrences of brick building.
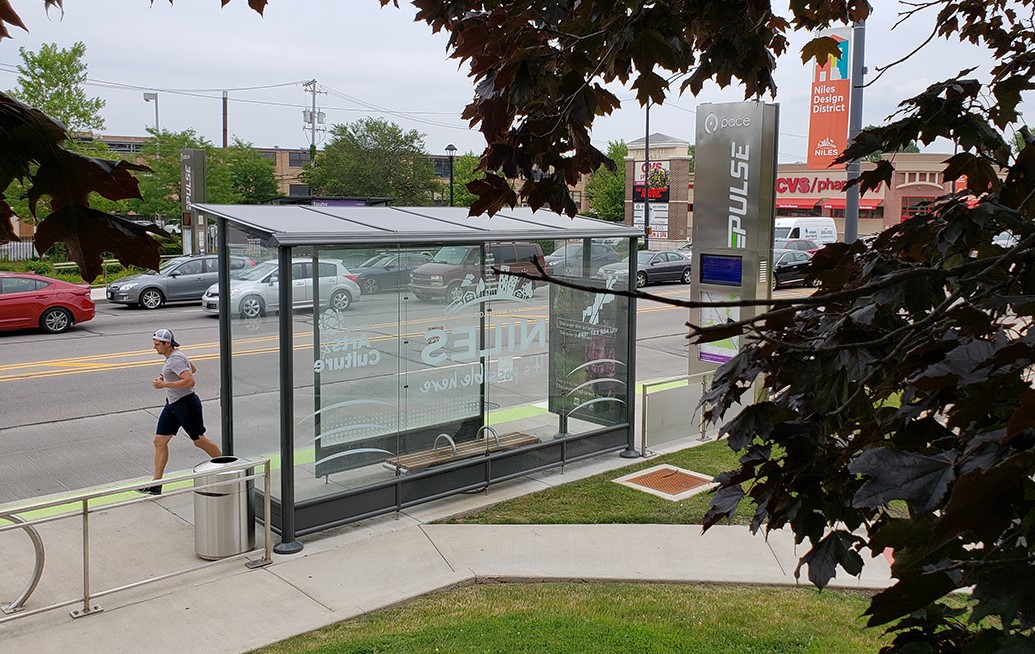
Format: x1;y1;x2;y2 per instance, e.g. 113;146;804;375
624;136;964;242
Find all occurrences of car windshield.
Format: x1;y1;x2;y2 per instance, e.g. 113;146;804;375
359;253;394;268
157;257;189;275
548;244;582;258
636;251;656;263
235;261;277;281
431;246;476;265
773;227;791;239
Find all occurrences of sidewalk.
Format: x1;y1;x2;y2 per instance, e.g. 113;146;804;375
0;436;893;654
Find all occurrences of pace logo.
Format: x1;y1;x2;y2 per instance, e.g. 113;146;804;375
704;113;752;134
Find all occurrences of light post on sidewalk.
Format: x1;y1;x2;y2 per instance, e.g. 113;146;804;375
445;144;457;206
143;92;160;133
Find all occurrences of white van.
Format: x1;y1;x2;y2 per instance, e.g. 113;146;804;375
774;217;837;245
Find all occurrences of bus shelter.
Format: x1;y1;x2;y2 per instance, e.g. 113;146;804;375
195;204;642;553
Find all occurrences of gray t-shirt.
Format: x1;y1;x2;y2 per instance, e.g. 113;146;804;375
161;350;195;402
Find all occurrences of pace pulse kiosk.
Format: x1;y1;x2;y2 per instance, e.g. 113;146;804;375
689;102;779;375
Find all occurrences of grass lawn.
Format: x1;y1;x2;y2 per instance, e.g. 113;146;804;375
250;583;887;654
249;441;891;654
444;438;754;525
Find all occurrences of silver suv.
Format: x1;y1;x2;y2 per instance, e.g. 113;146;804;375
201;258;361;318
107;254;254;309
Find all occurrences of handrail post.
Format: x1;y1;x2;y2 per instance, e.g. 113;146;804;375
246;459;274;568
70;499;102;618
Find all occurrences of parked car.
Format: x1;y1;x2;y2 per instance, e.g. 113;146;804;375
771;248;814;290
773;238;821;254
409;242;544;302
594;250;692;288
543;243;621;276
201;258;361;319
0;272;95;334
107;254;255;309
349;251;433;295
676;242;693;261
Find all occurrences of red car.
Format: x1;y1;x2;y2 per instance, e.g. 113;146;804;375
0;272;96;334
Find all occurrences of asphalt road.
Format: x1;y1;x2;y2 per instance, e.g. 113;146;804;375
0;283;808;504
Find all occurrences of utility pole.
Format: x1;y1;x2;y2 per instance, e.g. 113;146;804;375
222;91;229;148
302;79;322;159
844;20;867;244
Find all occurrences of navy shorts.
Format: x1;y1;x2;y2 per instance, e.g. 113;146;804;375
156;393;206;440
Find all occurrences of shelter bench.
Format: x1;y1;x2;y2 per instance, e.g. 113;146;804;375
384;430;540;474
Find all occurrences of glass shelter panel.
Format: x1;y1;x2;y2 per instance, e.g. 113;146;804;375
546;238;631;436
294;246;404;503
223;223;291;498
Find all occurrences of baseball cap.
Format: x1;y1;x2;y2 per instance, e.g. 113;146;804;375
152;329;180;347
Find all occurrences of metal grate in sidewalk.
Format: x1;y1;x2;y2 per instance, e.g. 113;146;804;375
613;464;716;502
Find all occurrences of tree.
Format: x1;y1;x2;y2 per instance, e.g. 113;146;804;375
1;6;1035;648
860;124;920;162
222;137;280;204
3;40;110;237
584;140;627;222
128;129;235;223
450;152;482;208
6;41;105;135
301;117;440;205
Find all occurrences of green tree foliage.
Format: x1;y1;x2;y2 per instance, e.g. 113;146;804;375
301;117;439;205
450;152;482;208
3;40;110;232
223;137;280;204
6;41;104;135
128;128;236;222
584;140;627;222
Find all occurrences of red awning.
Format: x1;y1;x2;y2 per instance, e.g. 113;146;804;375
774;197;820;209
821;197;883;210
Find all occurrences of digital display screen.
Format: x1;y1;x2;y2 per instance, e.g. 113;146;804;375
699;254;743;286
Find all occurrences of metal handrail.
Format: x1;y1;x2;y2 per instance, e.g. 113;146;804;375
0;514;45;615
475;424;501;446
0;458;273;623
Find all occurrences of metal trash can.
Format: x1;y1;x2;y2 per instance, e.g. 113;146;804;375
193;456;255;560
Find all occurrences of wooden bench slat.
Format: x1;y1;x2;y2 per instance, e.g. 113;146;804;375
385;432;540;473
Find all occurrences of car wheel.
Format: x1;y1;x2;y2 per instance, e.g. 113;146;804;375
771;275;779;292
680;268;692;284
635;271;648;288
239;295;265;319
810;277;822;288
362;277;378;295
39;307;72;334
139;288;165;310
446;282;463;303
329;289;352;311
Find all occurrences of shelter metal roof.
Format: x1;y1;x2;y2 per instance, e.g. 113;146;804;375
193;204;643;246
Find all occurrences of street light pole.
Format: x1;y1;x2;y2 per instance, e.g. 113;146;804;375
445;143;457;206
643;103;651;250
143;92;159;133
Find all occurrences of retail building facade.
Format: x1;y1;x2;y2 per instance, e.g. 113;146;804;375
624;138;959;242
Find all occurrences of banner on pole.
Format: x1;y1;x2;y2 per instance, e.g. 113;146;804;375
806;28;851;170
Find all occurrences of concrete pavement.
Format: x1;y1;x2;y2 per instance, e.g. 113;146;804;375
0;434;893;654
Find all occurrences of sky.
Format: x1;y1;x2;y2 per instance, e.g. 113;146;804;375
0;1;1024;163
